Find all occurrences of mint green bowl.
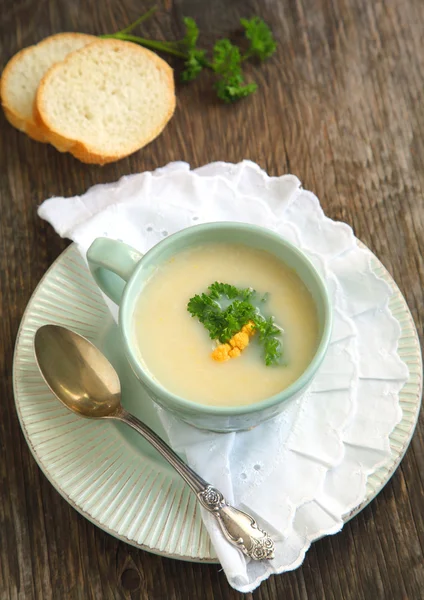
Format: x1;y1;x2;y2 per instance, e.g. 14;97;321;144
87;223;332;432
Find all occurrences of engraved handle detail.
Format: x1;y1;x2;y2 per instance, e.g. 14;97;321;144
198;486;275;561
116;411;275;561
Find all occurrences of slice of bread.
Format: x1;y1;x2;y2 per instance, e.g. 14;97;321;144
0;33;96;142
35;39;176;164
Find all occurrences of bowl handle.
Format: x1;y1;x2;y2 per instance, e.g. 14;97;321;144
86;238;143;305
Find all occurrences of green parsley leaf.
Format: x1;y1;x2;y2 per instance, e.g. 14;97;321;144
212;39;258;103
220;300;257;342
181;16;200;49
208;282;253;301
187;292;215;317
254;316;282;366
181;48;207;81
215;80;258;103
240;17;277;61
187;293;224;341
179;17;208;81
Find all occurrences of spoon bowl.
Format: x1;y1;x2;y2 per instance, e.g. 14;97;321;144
34;325;121;418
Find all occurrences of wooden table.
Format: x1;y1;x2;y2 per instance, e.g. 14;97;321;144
1;1;423;598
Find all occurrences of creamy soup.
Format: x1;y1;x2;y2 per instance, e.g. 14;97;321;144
133;243;319;407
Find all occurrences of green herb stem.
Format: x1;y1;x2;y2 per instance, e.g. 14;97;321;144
100;32;188;58
118;6;158;34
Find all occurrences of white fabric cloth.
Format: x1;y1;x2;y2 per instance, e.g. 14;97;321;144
38;161;408;593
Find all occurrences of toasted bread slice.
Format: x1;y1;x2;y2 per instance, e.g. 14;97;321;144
0;33;96;142
35;39;176;164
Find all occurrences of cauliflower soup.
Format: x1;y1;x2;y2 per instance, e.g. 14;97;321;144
133;243;319;407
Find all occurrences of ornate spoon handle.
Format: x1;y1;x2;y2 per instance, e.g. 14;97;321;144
198;486;275;560
114;409;275;561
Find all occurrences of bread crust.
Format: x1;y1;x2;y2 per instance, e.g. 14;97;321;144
0;33;96;142
35;39;176;164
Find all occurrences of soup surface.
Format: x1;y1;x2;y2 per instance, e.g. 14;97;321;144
133;243;319;407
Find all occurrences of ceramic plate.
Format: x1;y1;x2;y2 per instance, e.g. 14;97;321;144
13;243;422;562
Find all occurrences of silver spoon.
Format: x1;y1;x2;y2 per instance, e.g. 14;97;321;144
34;324;275;561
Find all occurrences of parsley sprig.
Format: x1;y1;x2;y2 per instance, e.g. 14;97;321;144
212;40;257;102
241;17;277;60
101;7;277;102
187;282;283;366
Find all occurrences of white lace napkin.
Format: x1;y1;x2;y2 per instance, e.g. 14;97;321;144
38;161;408;593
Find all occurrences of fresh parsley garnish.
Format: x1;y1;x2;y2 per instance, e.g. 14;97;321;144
187;293;256;343
255;316;282;366
181;48;206;81
181;16;200;49
179;17;208;81
241;17;277;61
212;40;258;103
208;281;253;301
102;7;276;102
187;282;283;366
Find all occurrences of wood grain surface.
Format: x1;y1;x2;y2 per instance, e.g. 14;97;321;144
1;0;423;598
